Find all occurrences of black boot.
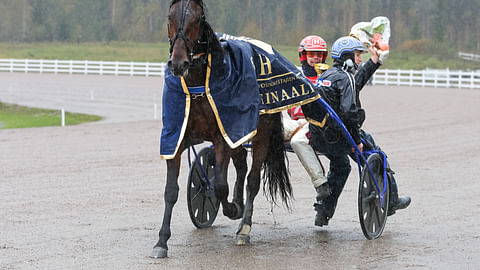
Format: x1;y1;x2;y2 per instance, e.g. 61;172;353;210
314;201;330;227
313;183;332;226
315;183;332;202
388;196;411;216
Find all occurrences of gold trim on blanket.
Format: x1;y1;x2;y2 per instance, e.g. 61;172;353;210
159;76;192;160
257;71;296;81
204;53;258;148
259;94;320;114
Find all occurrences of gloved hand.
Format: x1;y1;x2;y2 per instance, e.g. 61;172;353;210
377;49;389;64
369;45;389;64
368;45;380;64
315;63;330;75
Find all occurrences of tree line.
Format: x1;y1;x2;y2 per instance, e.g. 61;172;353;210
0;0;478;53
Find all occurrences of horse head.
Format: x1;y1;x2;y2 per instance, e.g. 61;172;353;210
167;0;207;77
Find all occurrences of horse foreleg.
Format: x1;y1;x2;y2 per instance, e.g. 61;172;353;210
211;140;237;219
229;147;248;219
151;154;182;258
235;142;268;245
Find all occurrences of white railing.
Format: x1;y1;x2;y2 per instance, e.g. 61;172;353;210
372;69;480;89
1;58;479;89
0;59;166;77
458;52;480;62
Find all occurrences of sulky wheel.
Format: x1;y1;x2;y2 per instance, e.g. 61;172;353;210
358;153;390;239
187;147;220;228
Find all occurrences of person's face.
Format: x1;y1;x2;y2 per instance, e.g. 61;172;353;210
354;51;363;65
306;51;324;66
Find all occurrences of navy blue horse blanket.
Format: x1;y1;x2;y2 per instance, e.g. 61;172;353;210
160;34;320;159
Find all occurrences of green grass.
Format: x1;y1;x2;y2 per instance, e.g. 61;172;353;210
0;41;477;70
0;102;102;129
0;42;171;62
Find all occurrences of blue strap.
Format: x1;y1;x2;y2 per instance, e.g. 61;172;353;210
188;86;205;94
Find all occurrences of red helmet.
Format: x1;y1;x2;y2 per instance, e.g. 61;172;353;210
298;35;328;63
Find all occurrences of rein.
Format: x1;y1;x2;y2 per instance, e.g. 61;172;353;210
168;0;209;64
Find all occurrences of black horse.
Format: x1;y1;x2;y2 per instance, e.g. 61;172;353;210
151;0;292;258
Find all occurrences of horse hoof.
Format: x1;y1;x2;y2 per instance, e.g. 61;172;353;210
150;247;168;258
230;202;244;220
223;202;244;220
235;234;250;245
235;224;251;245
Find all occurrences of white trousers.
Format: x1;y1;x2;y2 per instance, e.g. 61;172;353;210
284;118;327;188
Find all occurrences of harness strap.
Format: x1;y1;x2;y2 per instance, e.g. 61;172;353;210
290;121;308;140
188;86;205;94
169;0;193;57
192;52;206;60
168;0;207;63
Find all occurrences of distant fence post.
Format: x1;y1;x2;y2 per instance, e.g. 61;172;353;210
409;69;413;86
397;69;400;86
161;62;166;76
459;70;463;88
446;68;450;88
421;70;425;87
385;69;389;85
61;108;65;127
471;71;475;89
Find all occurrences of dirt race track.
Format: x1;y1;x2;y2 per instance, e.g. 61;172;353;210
1;73;480;269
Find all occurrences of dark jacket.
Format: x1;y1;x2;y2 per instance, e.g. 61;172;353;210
308;59;380;144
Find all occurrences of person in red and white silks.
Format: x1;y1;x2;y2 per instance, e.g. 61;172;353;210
284;107;327;189
283;35;329;202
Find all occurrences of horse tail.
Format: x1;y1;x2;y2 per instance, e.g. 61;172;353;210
262;112;293;208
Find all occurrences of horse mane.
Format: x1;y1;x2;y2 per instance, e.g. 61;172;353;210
202;21;223;57
169;0;223;56
170;0;203;8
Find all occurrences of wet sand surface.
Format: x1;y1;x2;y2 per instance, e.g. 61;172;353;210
1;73;479;269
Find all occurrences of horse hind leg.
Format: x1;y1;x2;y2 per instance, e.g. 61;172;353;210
235;144;264;245
234;117;271;245
235;113;291;246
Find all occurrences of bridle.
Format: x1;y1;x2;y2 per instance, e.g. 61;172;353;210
168;0;209;64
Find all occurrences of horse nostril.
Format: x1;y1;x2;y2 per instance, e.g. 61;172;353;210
183;61;190;70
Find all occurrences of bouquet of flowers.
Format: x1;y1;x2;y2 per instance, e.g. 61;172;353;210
350;16;390;62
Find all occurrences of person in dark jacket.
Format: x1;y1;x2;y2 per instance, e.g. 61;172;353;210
303;36;411;227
